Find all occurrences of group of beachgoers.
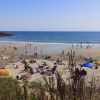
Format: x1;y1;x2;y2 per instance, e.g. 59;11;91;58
14;56;100;80
0;42;100;82
15;57;60;80
80;57;100;69
72;42;92;49
2;42;94;58
0;53;100;83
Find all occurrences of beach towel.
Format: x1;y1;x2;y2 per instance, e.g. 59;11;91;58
32;68;37;73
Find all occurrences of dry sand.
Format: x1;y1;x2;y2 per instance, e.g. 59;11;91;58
0;41;100;84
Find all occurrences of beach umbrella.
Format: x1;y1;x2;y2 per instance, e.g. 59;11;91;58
0;69;9;76
82;62;93;68
95;60;100;65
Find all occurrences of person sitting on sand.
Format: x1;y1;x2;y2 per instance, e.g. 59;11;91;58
0;57;3;59
18;74;29;80
15;65;19;69
14;47;17;50
34;52;38;57
0;67;5;69
29;67;34;74
42;61;48;67
81;69;87;76
40;63;57;76
24;64;31;72
4;47;6;50
16;75;20;80
38;63;45;68
56;59;63;65
45;56;51;60
94;65;98;69
74;68;87;77
22;60;27;65
45;65;50;69
29;59;36;63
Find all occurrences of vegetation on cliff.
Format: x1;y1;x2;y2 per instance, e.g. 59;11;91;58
0;32;15;37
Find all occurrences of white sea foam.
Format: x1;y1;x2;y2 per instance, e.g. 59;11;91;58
0;40;100;46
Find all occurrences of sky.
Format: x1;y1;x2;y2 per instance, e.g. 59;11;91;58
0;0;100;31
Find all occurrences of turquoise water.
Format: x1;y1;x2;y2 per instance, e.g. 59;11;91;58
0;31;100;43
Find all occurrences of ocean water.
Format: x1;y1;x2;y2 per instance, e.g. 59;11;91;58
0;31;100;44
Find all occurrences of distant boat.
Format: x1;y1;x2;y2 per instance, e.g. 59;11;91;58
0;32;15;37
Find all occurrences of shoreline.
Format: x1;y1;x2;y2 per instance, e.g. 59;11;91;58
0;40;100;45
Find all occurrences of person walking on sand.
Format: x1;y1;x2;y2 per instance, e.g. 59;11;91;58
25;51;27;55
30;43;31;47
77;44;78;48
40;50;43;55
72;44;74;48
61;50;64;55
80;42;82;48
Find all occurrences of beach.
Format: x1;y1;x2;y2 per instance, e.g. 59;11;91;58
0;41;100;56
0;41;100;84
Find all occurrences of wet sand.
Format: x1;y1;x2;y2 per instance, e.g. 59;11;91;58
0;41;100;57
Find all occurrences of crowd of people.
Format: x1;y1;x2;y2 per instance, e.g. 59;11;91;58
15;58;58;80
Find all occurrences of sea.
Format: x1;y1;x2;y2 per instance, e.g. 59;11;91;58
0;31;100;44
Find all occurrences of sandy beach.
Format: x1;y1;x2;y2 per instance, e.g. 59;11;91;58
0;41;100;57
0;41;100;85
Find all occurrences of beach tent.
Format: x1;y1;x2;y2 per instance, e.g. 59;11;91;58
95;60;100;65
0;69;9;76
82;62;93;68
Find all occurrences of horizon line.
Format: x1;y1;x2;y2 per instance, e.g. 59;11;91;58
1;30;100;32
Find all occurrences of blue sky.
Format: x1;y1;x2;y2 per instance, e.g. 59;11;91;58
0;0;100;31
